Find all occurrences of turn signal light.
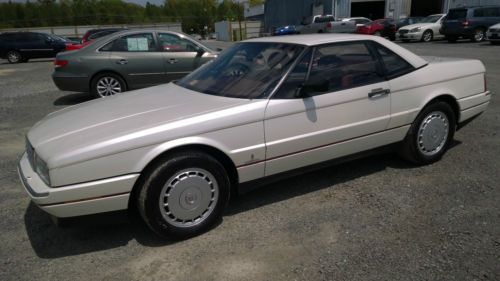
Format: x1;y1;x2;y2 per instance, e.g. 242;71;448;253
54;59;68;68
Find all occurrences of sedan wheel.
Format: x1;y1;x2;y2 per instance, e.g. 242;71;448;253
7;51;22;63
138;151;230;239
97;77;122;97
422;30;433;42
91;73;126;98
399;101;456;165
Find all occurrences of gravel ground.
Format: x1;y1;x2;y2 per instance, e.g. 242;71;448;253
0;40;499;281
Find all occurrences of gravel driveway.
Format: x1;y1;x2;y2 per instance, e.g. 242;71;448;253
0;40;498;281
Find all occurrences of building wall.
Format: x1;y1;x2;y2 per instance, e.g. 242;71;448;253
446;0;500;10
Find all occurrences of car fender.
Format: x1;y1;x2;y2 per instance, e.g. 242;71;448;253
132;136;236;174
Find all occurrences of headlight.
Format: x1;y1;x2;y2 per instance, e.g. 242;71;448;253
410;27;421;33
34;153;51;186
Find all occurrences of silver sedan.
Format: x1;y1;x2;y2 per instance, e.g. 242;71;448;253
52;29;217;97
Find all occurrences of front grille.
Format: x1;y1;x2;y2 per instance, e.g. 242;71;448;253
490;28;499;33
26;138;35;169
399;30;409;34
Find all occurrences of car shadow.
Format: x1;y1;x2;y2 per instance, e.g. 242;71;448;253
53;93;94;106
24;141;461;259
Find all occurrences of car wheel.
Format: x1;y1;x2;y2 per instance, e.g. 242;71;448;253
421;30;433;42
91;72;126;98
399;101;456;165
138;151;231;239
374;31;382;37
6;50;22;63
472;28;485;42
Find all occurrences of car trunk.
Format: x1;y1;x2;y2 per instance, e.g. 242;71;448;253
444;9;468;33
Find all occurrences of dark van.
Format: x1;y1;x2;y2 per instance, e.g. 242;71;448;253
441;6;500;42
0;32;67;63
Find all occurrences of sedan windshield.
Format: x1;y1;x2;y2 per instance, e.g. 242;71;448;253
177;42;305;99
421;15;442;23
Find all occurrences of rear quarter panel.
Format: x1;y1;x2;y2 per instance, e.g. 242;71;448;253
388;58;487;128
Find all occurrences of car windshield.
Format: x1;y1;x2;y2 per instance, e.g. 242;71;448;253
177;42;305;99
421;15;442;23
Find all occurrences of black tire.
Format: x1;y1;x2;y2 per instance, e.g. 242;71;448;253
446;35;457;43
138;151;231;239
421;30;433;42
389;35;396;41
399;101;456;165
6;50;22;63
471;28;485;42
90;72;127;98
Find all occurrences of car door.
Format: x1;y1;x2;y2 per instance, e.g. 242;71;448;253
106;32;166;89
20;33;54;58
263;41;391;176
157;32;212;81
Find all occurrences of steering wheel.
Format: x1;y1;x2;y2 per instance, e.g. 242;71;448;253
224;63;250;77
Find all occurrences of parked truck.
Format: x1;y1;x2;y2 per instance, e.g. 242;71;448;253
296;15;357;34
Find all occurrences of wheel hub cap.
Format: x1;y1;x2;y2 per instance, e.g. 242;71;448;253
417;111;449;156
159;169;219;227
97;77;122;97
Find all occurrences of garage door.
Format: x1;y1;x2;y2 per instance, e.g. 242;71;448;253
351;0;386;20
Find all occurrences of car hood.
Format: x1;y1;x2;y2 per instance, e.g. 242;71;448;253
400;23;435;30
28;83;265;168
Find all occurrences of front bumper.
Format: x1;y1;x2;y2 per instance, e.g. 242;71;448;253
487;31;500;41
18;153;139;218
397;30;423;41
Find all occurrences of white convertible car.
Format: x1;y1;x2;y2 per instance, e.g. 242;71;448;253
19;34;490;238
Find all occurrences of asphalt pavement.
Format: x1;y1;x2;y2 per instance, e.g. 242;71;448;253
0;39;499;281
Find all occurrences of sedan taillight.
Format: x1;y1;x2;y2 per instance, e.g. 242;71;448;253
54;59;68;68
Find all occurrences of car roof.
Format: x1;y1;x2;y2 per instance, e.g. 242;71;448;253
245;34;428;69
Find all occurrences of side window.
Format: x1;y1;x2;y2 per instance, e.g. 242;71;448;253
371;42;414;79
101;33;156;52
157;33;200;52
484;8;500;17
273;49;312;99
305;42;384;96
474;8;485;17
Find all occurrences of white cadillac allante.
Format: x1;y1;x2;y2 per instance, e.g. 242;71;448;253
19;34;490;238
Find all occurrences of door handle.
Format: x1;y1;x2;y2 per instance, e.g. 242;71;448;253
368;88;390;98
167;58;178;64
116;59;128;65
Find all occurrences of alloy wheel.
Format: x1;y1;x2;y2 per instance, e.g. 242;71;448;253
96;76;122;97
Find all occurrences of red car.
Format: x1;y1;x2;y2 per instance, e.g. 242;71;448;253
66;28;126;51
356;19;396;41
